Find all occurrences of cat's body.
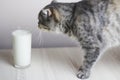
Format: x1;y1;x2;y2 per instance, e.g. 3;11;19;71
38;0;120;79
103;0;120;48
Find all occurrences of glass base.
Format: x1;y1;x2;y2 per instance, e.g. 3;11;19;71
14;64;31;69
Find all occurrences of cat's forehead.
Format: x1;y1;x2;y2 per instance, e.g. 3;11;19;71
43;3;57;10
43;4;53;9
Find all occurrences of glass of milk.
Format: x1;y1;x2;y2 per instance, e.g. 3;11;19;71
12;30;32;68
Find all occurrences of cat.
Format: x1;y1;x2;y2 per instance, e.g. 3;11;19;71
38;0;120;79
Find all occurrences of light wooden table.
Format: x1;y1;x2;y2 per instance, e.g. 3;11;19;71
0;47;120;80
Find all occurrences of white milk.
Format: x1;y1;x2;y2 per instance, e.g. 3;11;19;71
12;30;32;68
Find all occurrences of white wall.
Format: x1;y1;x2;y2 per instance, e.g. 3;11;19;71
0;0;80;49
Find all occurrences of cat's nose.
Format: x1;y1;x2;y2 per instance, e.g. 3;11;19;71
38;24;45;29
38;24;42;29
38;21;42;28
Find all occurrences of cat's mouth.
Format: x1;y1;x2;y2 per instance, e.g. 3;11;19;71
38;24;63;34
38;24;50;31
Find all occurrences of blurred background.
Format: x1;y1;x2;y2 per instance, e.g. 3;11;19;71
0;0;81;49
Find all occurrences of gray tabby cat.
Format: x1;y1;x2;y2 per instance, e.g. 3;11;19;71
38;0;120;79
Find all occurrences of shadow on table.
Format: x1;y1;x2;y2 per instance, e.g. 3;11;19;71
100;46;120;64
0;50;14;67
41;48;83;73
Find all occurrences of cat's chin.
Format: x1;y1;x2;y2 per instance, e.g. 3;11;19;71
55;31;63;34
40;28;50;32
54;27;63;34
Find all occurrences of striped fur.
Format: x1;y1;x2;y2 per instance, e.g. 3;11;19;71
38;0;120;79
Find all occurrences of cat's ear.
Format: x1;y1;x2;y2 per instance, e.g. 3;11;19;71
51;0;57;3
88;0;107;6
50;7;61;22
88;0;99;5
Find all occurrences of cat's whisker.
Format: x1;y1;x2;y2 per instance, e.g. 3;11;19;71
41;31;44;48
38;30;42;48
37;30;42;48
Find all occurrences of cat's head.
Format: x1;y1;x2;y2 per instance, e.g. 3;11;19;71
38;0;61;32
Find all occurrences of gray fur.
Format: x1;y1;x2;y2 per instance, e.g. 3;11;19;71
38;0;120;79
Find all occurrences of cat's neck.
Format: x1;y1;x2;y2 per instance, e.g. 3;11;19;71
54;3;75;35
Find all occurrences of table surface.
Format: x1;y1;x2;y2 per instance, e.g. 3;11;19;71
0;47;120;80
